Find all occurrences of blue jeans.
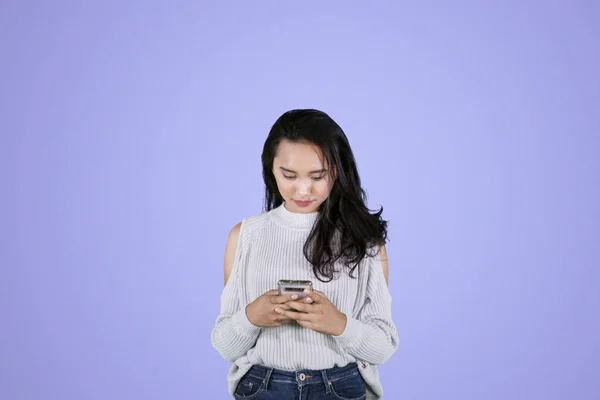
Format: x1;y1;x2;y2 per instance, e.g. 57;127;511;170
233;363;366;400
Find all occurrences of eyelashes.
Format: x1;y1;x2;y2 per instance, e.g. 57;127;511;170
283;175;324;181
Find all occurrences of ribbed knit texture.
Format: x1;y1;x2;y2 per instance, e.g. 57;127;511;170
211;203;399;399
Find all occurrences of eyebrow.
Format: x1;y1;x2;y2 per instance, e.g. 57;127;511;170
279;167;328;174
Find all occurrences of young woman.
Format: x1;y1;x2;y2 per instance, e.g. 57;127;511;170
211;109;398;399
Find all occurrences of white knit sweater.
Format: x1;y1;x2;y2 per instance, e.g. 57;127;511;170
211;203;399;399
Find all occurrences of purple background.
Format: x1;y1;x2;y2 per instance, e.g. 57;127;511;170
2;1;599;399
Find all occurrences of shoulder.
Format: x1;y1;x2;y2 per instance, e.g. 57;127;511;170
223;211;271;285
225;221;243;250
242;210;270;231
362;243;389;285
226;210;271;245
223;222;242;285
379;243;389;284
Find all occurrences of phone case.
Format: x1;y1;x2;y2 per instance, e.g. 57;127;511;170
277;280;313;297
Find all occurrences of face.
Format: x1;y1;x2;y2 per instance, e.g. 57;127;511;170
272;139;334;214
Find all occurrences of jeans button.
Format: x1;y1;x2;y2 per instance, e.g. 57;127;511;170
299;373;305;381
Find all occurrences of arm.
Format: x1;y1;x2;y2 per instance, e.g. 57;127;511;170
333;244;398;365
380;243;389;284
223;222;241;286
210;221;262;362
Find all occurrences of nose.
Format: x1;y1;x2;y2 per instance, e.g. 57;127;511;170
297;180;311;196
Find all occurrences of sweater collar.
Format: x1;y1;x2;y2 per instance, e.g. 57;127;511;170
271;202;319;230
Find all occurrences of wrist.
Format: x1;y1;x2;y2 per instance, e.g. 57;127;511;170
231;307;262;337
245;304;257;326
333;312;348;336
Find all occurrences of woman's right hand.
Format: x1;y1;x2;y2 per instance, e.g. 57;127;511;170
245;290;299;327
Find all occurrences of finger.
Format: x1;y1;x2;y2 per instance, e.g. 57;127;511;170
277;303;294;311
272;293;300;304
276;308;312;322
276;315;292;323
306;290;324;303
273;306;291;315
295;320;315;330
273;309;293;320
286;301;311;313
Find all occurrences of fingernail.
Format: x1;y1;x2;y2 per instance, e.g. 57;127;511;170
275;308;281;313
306;298;313;303
291;294;298;300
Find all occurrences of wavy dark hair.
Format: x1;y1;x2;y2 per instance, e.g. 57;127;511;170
261;109;388;282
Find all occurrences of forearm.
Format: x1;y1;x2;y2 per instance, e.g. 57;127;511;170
333;315;398;365
211;306;262;362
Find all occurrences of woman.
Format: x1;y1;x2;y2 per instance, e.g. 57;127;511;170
211;109;399;399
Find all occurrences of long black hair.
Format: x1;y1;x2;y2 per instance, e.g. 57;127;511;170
261;109;388;282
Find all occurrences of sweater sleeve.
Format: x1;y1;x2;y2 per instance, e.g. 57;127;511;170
332;249;399;365
210;220;262;362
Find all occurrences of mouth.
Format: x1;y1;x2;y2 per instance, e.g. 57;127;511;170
293;200;314;207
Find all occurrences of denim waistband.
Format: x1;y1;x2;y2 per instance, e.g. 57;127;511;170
245;363;360;387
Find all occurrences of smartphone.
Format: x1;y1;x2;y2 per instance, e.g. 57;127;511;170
278;279;313;298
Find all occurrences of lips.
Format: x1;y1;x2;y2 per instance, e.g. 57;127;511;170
294;200;313;207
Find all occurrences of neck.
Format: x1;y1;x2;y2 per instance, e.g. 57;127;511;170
270;202;319;230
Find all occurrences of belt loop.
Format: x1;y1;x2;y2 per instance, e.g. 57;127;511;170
263;368;274;391
321;370;332;394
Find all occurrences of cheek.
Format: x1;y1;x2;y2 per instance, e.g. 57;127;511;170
315;181;332;197
275;178;293;195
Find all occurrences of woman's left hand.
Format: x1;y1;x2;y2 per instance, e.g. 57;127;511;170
275;290;347;336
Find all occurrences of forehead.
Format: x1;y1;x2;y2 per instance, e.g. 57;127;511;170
273;140;327;169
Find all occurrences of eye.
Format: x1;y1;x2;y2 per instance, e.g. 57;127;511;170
312;176;324;181
283;175;296;180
